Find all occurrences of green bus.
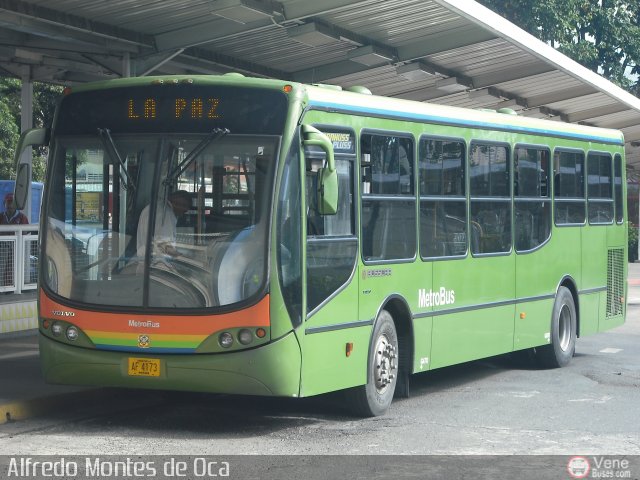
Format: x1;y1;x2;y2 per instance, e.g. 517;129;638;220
14;74;627;416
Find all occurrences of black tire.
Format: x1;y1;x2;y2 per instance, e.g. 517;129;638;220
537;286;577;368
346;309;398;417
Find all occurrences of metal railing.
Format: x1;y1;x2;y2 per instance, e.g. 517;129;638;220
0;224;39;294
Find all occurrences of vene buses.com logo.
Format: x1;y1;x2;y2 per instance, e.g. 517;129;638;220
567;456;591;479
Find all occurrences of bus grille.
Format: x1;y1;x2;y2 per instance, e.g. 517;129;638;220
606;248;625;317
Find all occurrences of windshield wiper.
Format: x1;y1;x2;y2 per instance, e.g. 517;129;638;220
165;128;229;184
97;128;135;192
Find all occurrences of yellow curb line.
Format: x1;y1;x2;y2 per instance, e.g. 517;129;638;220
1;398;57;424
0;389;103;425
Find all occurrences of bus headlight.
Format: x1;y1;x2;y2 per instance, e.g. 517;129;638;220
66;326;79;341
238;329;253;345
51;322;63;336
219;332;234;348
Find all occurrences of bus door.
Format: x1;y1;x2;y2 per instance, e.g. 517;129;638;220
513;146;554;350
299;143;362;397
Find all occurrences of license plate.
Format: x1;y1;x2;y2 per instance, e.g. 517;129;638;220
128;358;161;377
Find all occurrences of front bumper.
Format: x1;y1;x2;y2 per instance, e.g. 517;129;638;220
39;331;301;397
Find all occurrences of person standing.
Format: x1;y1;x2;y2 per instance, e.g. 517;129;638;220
0;193;29;288
0;193;29;225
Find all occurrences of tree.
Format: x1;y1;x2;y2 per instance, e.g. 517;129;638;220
478;0;640;92
0;78;63;182
0;98;19;180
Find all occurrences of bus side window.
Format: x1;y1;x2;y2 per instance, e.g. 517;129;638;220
277;136;303;325
554;150;585;225
469;143;511;255
587;152;614;224
614;154;623;224
360;133;416;261
419;137;466;258
514;146;551;252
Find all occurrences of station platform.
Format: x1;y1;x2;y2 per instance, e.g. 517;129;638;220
0;291;37;334
1;264;639;424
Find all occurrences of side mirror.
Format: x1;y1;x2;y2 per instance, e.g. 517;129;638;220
315;167;338;215
14;163;30;211
13;128;49;211
301;125;338;215
14;128;49;167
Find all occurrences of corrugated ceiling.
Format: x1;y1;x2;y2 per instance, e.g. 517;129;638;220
1;0;640;172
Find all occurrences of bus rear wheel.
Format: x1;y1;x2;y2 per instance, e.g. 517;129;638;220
346;309;398;417
537;286;576;368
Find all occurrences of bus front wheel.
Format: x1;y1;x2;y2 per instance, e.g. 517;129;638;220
537;286;576;368
346;309;398;417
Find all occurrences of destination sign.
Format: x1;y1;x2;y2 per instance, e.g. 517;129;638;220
127;97;221;120
56;84;288;135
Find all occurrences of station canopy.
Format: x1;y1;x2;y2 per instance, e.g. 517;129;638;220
2;0;640;172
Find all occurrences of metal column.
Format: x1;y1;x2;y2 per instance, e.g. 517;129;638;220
20;72;33;225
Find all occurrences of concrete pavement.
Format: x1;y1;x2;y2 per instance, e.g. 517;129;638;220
0;332;99;424
1;262;639;424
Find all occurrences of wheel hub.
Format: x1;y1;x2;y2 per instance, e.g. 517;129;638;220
558;304;572;352
374;334;398;394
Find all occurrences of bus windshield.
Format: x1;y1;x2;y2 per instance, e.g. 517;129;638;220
42;84;287;310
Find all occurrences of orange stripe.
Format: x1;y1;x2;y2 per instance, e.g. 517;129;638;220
40;291;270;334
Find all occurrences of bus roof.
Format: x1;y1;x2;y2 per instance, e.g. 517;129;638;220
304;84;625;146
63;74;624;146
